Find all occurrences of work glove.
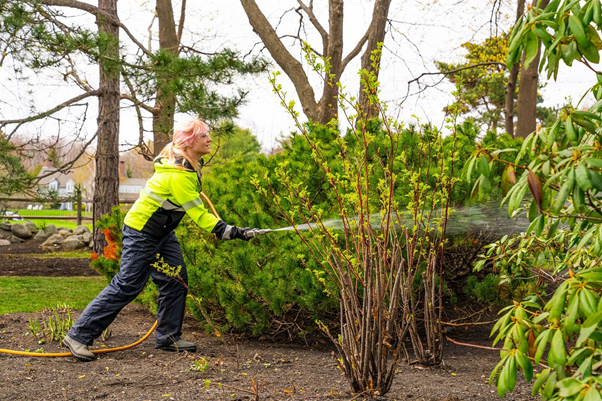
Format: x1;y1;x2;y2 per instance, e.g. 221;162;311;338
211;221;253;241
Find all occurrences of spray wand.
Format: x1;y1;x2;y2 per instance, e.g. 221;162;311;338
244;228;274;238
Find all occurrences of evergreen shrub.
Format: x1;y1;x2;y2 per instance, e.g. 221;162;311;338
90;205;124;282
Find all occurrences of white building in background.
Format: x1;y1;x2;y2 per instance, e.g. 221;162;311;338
118;160;147;203
37;161;80;210
36;160;147;210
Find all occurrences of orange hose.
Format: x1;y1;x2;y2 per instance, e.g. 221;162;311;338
0;320;158;358
200;191;221;219
1;193;219;358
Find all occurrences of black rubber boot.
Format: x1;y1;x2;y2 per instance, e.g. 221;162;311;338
156;339;197;352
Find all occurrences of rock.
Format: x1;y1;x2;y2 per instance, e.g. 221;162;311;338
9;235;25;243
62;235;85;251
11;223;33;240
0;221;11;231
57;227;73;233
89;240;95;249
41;234;64;249
81;232;93;245
73;225;91;235
34;230;50;242
24;221;39;234
58;229;72;238
44;224;58;236
0;228;11;239
0;239;10;246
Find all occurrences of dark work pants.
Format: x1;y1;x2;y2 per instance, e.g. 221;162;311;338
67;225;188;347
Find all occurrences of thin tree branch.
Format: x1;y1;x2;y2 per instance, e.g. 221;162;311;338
40;0;152;57
408;61;506;86
297;0;328;46
147;13;156;53
0;89;102;135
341;28;370;72
122;74;154;161
240;0;318;121
66;58;95;92
120;93;159;115
177;0;186;44
446;336;501;351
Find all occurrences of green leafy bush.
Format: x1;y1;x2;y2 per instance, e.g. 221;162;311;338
180;151;337;335
469;2;602;399
464;274;504;305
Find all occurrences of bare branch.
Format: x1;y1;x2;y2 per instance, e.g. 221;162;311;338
120;93;159;115
177;0;187;44
297;0;328;46
37;6;71;34
408;61;507;86
66;58;95;92
123;74;153;160
341;28;369;72
45;129;98;178
240;0;318;121
0;89;102;136
147;12;157;53
40;0;152;57
179;45;231;57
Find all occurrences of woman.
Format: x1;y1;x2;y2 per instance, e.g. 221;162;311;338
63;117;256;361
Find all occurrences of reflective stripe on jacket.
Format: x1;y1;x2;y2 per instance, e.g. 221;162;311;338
124;157;219;237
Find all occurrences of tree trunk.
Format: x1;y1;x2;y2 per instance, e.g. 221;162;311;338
504;0;525;137
515;0;549;139
153;0;181;155
93;0;121;254
505;63;520;136
240;0;319;122
358;0;391;119
240;0;391;126
317;0;344;124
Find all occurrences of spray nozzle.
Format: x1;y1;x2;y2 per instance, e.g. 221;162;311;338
243;228;273;239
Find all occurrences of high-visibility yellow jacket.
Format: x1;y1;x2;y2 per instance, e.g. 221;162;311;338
124;157;220;238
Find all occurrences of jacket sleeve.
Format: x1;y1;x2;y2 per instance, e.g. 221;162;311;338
166;172;220;233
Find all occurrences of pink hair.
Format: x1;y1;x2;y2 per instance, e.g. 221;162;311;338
173;118;209;149
155;117;209;171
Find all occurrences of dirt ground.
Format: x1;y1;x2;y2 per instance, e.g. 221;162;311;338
0;240;538;401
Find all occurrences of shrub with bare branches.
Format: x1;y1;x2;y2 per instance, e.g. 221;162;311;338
252;48;461;395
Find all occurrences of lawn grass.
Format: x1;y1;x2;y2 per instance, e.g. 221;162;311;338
20;251;92;259
16;209;94;230
9;219;93;231
0;277;106;314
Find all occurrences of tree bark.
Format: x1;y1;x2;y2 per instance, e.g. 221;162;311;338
153;0;181;155
515;0;549;139
358;0;391;119
317;0;344;124
239;0;391;126
504;0;525;137
240;0;319;122
93;0;121;254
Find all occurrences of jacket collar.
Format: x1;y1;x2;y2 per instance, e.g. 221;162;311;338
155;156;203;171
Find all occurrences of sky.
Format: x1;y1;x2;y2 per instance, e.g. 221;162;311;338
1;0;600;153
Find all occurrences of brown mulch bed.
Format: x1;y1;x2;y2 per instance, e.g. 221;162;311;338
0;241;99;277
0;240;538;400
